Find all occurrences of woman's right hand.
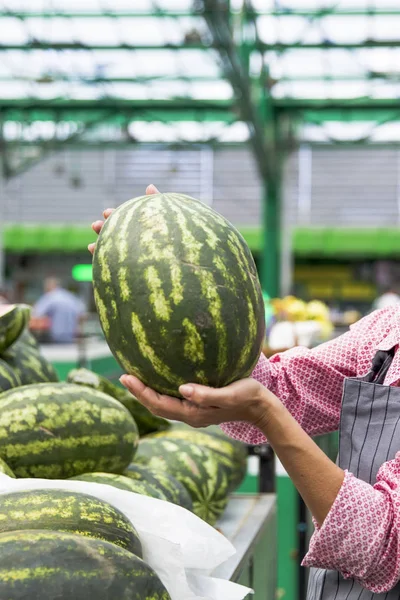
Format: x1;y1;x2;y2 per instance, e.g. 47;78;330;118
88;184;160;255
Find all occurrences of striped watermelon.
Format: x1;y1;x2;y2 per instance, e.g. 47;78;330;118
1;329;59;385
135;438;229;524
0;304;31;353
0;383;139;478
0;530;171;600
0;358;21;393
92;193;265;397
150;428;247;491
71;472;168;500
0;457;15;477
67;368;170;436
0;489;142;556
124;463;193;511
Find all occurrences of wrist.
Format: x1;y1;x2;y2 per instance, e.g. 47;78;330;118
251;388;284;431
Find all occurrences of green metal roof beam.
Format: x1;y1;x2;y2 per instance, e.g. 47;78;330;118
276;99;400;110
302;109;400;123
0;76;227;83
0;11;198;18
2;9;400;17
1;75;398;84
0;98;233;109
1;110;236;125
1;41;400;50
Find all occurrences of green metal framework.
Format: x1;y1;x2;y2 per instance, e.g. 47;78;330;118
1;1;400;298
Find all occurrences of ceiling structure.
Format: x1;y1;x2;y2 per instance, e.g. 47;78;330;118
0;0;399;293
0;1;399;150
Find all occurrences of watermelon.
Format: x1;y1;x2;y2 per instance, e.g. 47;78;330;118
71;472;167;500
92;193;265;397
0;530;171;600
124;463;193;511
0;457;15;477
0;383;139;478
67;368;170;436
150;428;247;491
1;329;59;385
0;489;142;556
0;358;21;392
0;304;31;353
135;438;229;524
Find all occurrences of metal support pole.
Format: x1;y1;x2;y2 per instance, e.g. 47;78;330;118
262;174;282;298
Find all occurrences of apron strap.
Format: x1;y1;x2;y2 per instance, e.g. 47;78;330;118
359;347;396;385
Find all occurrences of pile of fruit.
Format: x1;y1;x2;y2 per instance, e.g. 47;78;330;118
0;304;248;599
270;295;334;340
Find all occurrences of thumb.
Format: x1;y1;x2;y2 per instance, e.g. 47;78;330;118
179;383;232;408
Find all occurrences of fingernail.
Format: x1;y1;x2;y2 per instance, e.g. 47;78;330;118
180;384;194;398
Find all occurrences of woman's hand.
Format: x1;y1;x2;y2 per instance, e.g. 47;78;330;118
88;184;160;255
120;375;280;429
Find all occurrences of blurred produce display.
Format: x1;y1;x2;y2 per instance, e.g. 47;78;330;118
0;303;249;597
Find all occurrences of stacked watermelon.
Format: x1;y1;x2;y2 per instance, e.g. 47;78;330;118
0;305;58;391
0;491;170;599
0;309;173;598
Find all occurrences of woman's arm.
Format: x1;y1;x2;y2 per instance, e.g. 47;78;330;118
122;375;400;592
223;306;397;444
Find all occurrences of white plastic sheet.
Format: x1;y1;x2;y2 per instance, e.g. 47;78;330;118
0;474;252;600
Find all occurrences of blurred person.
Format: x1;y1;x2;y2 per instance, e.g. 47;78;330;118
0;289;8;304
33;277;86;344
89;185;400;598
373;285;400;310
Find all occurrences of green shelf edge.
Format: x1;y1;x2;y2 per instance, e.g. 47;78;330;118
3;224;400;258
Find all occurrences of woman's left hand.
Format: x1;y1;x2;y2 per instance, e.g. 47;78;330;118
120;375;280;429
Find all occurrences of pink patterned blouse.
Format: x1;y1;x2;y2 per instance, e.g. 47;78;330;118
221;306;400;593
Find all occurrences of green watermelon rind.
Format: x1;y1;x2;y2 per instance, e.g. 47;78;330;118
92;193;265;397
0;304;31;354
0;488;142;556
0;358;21;394
150;428;247;491
70;472;168;501
0;530;171;600
67;368;170;436
124;463;193;511
1;329;59;385
134;437;229;525
0;383;139;479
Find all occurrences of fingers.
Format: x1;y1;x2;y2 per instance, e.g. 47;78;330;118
103;208;114;219
146;184;160;195
88;243;96;255
92;220;104;235
179;383;235;409
120;375;213;426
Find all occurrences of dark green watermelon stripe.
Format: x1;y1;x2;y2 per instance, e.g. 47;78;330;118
0;359;20;389
166;197;229;377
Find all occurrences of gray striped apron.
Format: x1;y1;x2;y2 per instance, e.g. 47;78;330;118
307;348;400;599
